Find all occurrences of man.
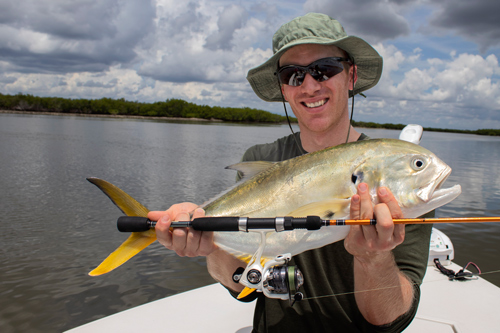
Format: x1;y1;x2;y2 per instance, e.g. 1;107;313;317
148;13;431;332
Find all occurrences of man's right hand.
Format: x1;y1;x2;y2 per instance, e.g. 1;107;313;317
148;203;218;257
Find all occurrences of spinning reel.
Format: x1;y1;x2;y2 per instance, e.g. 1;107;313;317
233;253;304;306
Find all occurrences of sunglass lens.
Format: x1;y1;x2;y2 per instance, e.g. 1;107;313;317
278;58;345;86
278;67;306;86
312;64;343;82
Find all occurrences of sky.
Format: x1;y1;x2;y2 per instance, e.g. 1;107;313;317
0;0;499;130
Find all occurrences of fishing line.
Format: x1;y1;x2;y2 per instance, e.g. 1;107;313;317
301;268;500;301
476;269;500;277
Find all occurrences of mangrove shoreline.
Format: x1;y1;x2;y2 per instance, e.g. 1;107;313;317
1;93;498;136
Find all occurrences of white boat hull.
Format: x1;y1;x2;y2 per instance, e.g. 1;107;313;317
66;260;500;333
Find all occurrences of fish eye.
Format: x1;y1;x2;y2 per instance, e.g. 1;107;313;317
411;158;425;171
351;171;363;184
351;174;358;183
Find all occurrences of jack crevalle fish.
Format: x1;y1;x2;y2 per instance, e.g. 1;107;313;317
87;138;461;276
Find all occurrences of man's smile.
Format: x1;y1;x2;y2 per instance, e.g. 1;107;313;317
303;98;328;108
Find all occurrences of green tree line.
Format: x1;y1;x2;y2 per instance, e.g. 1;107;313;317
1;93;498;136
0;93;293;123
351;121;500;136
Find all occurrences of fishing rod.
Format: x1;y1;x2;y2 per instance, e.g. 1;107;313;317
116;214;500;305
117;215;500;233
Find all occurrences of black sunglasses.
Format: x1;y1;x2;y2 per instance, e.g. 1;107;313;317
276;57;350;86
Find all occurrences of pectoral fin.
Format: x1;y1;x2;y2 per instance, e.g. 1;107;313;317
287;198;351;219
87;177;155;276
226;161;275;180
89;230;157;276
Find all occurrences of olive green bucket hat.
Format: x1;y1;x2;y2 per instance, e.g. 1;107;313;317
247;13;383;102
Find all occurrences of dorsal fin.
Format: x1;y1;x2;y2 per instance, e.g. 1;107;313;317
225;161;275;180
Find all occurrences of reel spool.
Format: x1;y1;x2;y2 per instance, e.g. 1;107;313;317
264;263;304;305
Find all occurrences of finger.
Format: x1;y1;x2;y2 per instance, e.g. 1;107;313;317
373;204;396;250
148;210;168;221
359;224;377;245
148;202;200;222
376;187;405;246
357;183;373;219
377;187;403;219
171;212;190;255
156;214;173;248
192;207;205;220
193;208;218;256
350;194;361;219
345;224;364;248
393;224;406;245
356;183;378;243
184;209;206;257
185;228;201;257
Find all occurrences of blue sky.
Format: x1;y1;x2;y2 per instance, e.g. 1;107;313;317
0;0;499;130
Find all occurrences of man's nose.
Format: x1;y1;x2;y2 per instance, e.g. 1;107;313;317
300;73;322;93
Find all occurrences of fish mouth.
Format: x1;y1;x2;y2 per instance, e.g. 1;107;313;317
417;165;462;206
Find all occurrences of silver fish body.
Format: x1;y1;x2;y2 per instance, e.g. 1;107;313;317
87;138;461;275
204;139;461;260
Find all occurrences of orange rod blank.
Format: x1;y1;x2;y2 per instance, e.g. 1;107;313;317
327;217;500;226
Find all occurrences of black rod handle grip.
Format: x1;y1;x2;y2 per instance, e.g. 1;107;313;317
117;216;151;232
191;216;240;231
116;215;324;232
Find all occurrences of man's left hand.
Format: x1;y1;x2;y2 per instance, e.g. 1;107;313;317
344;183;405;261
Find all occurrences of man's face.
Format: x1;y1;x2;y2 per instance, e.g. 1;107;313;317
279;44;356;135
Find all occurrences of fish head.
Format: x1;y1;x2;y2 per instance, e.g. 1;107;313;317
350;140;461;218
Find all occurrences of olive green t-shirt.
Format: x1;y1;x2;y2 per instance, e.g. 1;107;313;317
232;132;432;332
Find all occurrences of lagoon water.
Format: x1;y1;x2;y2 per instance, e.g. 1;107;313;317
1;113;500;332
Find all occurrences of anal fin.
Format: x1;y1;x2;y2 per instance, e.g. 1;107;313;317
237;287;256;299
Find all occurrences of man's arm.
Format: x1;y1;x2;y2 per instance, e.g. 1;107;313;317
148;204;245;293
344;183;414;326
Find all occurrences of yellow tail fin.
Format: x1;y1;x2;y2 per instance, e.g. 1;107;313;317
89;230;157;276
87;178;156;276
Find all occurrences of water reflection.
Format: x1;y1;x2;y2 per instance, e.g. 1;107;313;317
1;114;499;332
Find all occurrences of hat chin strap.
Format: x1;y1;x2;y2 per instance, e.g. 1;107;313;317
346;60;356;144
345;95;354;144
278;81;306;155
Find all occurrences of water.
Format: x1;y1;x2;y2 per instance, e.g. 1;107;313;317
1;113;499;332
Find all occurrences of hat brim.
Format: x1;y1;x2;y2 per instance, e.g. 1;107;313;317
247;35;382;102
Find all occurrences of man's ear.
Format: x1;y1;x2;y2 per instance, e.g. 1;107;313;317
281;84;288;102
349;64;358;91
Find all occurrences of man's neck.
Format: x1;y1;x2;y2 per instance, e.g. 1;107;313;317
300;125;361;153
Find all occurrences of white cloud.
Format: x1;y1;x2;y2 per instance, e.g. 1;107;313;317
135;1;276;85
425;0;500;53
0;0;499;130
205;4;248;50
0;0;155;73
303;0;414;43
371;44;500;109
354;42;500;130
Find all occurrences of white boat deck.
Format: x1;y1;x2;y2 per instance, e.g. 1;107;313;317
408;262;500;332
67;262;500;332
